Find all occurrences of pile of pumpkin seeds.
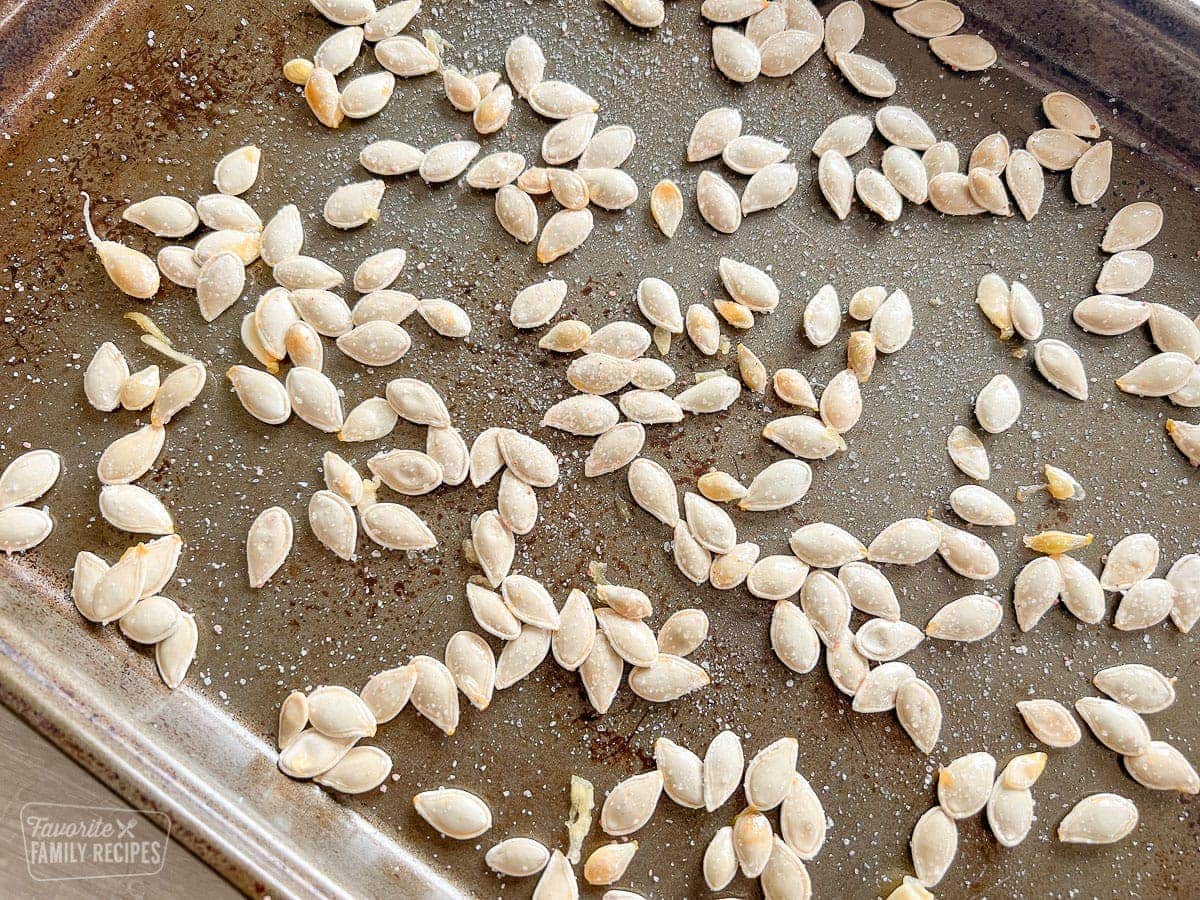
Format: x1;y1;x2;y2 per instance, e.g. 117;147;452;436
0;0;1193;895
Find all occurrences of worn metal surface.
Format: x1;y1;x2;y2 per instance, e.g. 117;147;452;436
0;0;1198;897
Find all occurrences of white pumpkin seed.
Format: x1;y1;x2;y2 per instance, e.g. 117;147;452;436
911;806;957;888
651;609;707;659
274;256;343;291
157;246;201;289
354;251;406;295
930;32;996;70
628;458;679;526
505;34;545;99
0;449;60;509
1101;533;1159;591
1096;249;1154;295
712;26;762;82
949;485;1015;527
894;0;963;36
773;369;818;410
675;375;741;414
601;771;662;836
1058;794;1138;845
649;180;683;238
946;425;990;480
487;837;550;878
1102;201;1163;252
771;601;820;674
309;490;357;560
871;289;914;353
99;484;173;535
688;107;743;162
1124;740;1200;794
867;517;939;565
856;618;925;661
414;788;492;839
585;422;645;477
338;397;397;443
791;523;865;569
703;826;737;890
359;140;425;176
528;81;599;119
365;1;419;40
696;170;742;234
1075;696;1151;755
852;661;916;713
1033;339;1088;400
840;561;899;620
537;208;594;263
826;631;869;695
763;415;846;459
155;611;196;689
466;152;526;190
0;506;52;554
123;195;198;238
245;506;293;589
213;145;260;196
744;737;798;811
584;840;639;886
1071;140;1112;205
1114;577;1175;630
835;51;896;98
315;745;391;794
925;593;1002;642
410;656;461;735
375;34;439;77
974;374;1020;433
897;678;942;753
937;752;995;819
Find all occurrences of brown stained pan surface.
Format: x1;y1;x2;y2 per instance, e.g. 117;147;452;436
1;1;1199;898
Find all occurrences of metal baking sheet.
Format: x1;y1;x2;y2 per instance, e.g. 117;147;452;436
1;0;1198;897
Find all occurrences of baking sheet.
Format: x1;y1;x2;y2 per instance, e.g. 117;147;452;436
1;0;1198;897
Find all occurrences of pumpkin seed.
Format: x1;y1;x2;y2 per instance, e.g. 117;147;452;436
467;152;525;191
921;141;959;181
744;737;798;811
896;678;941;753
856;168;903;221
410;655;461;735
712;26;762;82
495;185;539;243
359;140;425;176
99;483;173;535
733;807;773;877
974;271;1012;338
649;180;683;238
703;826;737;890
631;653;710;702
414;787;492;838
1100;532;1159;592
339;70;395;119
1102;201;1163;252
675;375;741;413
123;195;198;238
1124;740;1200;794
473;84;514;134
936;521;1000;580
840;561;899;620
1075;696;1151;755
1095;249;1153;295
1003;149;1044;221
375;34;439;77
1167;419;1200;465
1024;129;1089;172
1071;294;1148;335
871;289;914;353
307;685;376;740
687;107;743;162
876;105;936;149
856;618;925;661
0;449;61;509
930;32;996;70
967;167;1010;216
974;374;1020;433
742;162;798;213
1093;663;1175;714
1118;352;1193;396
702;0;770;22
532;850;577;899
825;1;865;60
868;517;939;565
949;485;1015;527
528;81;599;119
277;727;353;779
852;661;915;713
601;771;662;836
584;840;639;886
155;610;196;689
628;458;679;526
813;116;873;159
799;570;852;643
1058;794;1138;845
928;172;985;215
505;34;545;98
911;806;956;888
315;745;392;794
0;506;52;554
213;145;260;196
473;510;515;587
826;630;869;695
585;422;645;477
538;208;594;263
304;68;343;127
277;691;308;750
936;752;994;820
882;146;929;204
157;246;201;289
771;600;820;674
696;170;742;234
748;554;808;600
835;51;896;98
738;459;812;512
763;415;846;459
487;837;550;878
1071;140;1112;205
773;369;818;410
816;150;854;220
925;593;1001;642
1114;577;1175;630
894;0;963;36
760;28;821;76
654;608;708;658
781;772;825;860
